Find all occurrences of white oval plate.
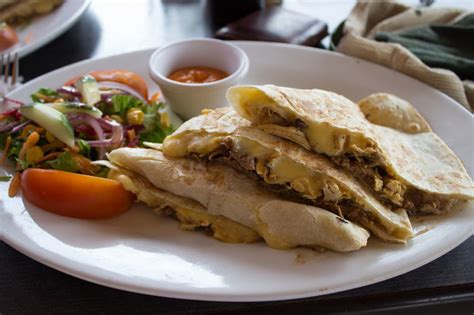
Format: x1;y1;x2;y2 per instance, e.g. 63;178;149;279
1;42;472;302
5;0;90;58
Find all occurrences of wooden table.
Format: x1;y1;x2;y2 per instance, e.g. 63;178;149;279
2;1;473;313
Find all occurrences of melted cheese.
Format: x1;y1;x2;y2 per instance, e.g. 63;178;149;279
173;207;260;243
109;170;260;244
163;130;343;201
163;132;225;157
244;95;369;156
306;122;368;156
234;135;271;158
235;137;328;199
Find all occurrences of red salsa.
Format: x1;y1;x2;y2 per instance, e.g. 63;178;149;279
168;66;228;84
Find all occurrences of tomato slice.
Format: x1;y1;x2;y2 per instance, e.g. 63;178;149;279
21;169;135;219
64;70;149;100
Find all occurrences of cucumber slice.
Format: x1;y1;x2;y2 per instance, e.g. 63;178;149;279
51;102;103;119
20;103;75;148
76;75;100;106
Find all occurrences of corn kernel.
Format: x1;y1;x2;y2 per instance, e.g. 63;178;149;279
26;146;44;164
127;108;144;125
45;131;56;143
20;124;36;138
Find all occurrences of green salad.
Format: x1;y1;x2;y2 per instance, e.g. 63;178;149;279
0;70;181;193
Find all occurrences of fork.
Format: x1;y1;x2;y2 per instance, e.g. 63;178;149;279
0;52;20;95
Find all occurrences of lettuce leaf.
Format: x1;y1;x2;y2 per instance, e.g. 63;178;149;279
77;139;91;159
142;102;164;131
109;95;145;117
31;88;58;103
8;138;24;159
139;127;168;144
16;158;34;170
138;102;172;144
46;151;80;172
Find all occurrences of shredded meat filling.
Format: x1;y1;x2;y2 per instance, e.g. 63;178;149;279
199;141;379;228
258;108;292;126
294;118;308;130
331;151;457;215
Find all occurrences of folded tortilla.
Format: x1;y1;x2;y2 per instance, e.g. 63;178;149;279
107;165;260;244
108;148;370;252
228;85;474;215
162;108;413;243
358;93;432;134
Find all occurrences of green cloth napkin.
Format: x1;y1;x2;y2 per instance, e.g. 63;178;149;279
375;13;474;80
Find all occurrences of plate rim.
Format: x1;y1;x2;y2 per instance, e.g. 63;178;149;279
14;0;91;58
1;42;473;302
2;218;472;302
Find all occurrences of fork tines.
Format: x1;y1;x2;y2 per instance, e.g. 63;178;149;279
1;52;19;88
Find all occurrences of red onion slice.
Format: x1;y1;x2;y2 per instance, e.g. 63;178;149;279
68;113;106;159
0;120;20;133
87;120;123;146
1;97;23;114
11;120;32;133
67;114;125;159
97;81;145;101
57;86;82;98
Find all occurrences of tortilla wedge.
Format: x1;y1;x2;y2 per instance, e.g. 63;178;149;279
358;93;432;134
108;148;370;252
107;165;260;244
162;108;413;243
227;85;474;215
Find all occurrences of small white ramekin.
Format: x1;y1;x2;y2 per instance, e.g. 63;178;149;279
149;38;249;120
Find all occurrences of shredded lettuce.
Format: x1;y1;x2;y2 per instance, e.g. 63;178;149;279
99;95;173;144
31;88;58;103
109;95;145;117
16;158;34;170
139;102;172;144
8;138;24;159
139;127;168;144
77;139;91;159
142;102;164;131
46;151;80;172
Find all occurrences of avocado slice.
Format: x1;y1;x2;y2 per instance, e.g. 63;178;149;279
76;75;100;106
51;102;103;119
20;103;75;147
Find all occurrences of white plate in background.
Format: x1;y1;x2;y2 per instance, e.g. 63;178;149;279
4;0;90;58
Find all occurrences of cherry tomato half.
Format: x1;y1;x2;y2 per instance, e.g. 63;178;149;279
21;169;135;219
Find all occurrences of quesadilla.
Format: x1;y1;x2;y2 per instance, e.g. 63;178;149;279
162;108;413;243
0;0;63;25
108;148;370;252
228;85;474;215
